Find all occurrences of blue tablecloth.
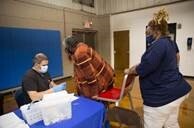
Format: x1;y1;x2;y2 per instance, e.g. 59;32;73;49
15;97;105;128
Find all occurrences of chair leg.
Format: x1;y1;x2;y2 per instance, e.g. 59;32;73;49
127;92;134;110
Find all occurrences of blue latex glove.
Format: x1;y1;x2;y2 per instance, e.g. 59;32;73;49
52;82;66;92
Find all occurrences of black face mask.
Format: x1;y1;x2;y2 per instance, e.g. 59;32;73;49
146;35;155;44
65;47;73;55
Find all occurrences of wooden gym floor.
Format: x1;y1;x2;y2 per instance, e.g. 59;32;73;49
2;70;194;128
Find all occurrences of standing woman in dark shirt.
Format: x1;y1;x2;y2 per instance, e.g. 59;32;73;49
22;53;66;103
125;9;191;128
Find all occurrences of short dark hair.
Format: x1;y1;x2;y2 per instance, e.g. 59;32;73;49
64;36;79;60
33;53;48;65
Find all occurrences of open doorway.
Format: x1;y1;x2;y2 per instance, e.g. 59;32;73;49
72;28;97;49
168;23;176;42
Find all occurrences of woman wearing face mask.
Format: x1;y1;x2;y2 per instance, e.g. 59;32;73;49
22;53;66;103
125;9;191;128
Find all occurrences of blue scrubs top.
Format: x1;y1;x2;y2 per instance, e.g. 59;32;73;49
136;36;191;107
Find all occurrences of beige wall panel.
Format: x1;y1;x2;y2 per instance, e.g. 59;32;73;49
0;0;63;22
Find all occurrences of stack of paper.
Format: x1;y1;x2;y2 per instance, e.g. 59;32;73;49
39;91;79;126
0;112;29;128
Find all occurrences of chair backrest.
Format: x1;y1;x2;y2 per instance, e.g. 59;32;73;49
119;73;135;100
14;88;28;107
107;106;143;128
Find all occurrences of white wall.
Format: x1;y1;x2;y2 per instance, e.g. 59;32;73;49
110;1;194;76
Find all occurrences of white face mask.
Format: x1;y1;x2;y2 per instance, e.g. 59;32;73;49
40;65;48;73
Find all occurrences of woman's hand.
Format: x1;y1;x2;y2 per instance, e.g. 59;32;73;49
124;64;139;75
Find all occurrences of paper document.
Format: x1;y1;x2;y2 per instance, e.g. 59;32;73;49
43;91;79;102
0;112;29;128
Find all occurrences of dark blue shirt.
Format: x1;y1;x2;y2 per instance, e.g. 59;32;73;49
136;37;191;107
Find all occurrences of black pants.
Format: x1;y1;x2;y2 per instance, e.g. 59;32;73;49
0;93;3;115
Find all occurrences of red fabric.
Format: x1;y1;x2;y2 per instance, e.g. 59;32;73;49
98;88;121;100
